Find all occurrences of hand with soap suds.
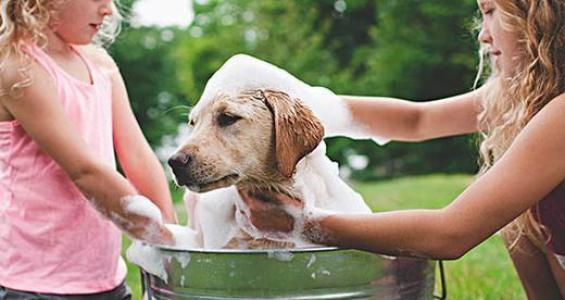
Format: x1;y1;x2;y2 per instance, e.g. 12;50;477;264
308;86;389;145
114;195;175;245
237;188;334;245
237;189;302;234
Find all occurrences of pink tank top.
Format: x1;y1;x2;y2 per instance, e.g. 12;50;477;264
0;43;127;294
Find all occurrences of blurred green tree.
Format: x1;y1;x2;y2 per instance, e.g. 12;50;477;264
112;0;482;179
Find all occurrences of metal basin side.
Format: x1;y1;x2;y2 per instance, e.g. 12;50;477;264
139;247;436;299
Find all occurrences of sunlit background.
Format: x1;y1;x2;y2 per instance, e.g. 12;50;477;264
132;0;193;28
116;0;483;181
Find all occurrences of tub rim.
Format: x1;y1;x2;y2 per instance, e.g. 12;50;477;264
152;245;345;254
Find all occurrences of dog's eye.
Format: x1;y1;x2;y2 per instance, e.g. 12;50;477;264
188;119;195;126
217;113;242;127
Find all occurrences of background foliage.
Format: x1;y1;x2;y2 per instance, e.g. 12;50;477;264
110;0;481;180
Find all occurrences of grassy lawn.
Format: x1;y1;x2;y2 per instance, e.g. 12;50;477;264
122;174;525;299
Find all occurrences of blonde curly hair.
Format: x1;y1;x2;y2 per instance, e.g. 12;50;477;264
0;0;123;97
476;0;565;251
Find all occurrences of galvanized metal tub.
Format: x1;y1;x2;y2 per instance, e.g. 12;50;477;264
139;246;437;299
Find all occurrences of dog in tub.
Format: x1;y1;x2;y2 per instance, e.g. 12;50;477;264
165;54;389;250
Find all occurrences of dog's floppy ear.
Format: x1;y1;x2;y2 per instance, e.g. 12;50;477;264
262;89;324;178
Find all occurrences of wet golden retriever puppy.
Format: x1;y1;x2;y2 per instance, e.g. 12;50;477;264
169;89;324;248
168;55;370;249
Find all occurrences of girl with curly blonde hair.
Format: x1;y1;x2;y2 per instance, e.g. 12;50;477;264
238;0;565;298
0;1;176;298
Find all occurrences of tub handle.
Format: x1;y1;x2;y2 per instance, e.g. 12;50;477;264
433;260;447;300
141;269;155;300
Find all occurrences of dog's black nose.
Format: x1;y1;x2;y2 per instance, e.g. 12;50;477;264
168;152;193;169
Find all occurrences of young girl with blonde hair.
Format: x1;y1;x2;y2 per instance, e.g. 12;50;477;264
0;0;176;298
239;0;565;298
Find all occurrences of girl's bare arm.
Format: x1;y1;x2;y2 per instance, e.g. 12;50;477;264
89;48;177;224
316;94;565;258
342;87;483;141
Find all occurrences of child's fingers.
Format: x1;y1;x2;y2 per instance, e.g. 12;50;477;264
159;226;175;245
275;193;303;208
237;188;261;208
237;189;277;211
238;188;302;208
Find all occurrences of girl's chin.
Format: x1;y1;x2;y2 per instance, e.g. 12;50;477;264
66;37;95;45
491;58;514;77
491;55;500;68
55;34;94;46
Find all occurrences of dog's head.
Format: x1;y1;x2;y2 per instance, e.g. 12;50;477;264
169;89;324;193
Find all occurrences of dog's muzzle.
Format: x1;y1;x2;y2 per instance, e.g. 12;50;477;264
168;152;194;186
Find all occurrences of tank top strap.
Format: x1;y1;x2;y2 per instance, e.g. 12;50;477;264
23;43;61;81
68;45;97;85
70;45;115;89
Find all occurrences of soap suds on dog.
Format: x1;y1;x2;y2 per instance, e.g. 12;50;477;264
196;54;389;145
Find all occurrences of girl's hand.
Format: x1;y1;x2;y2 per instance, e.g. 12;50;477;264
119;214;175;246
116;195;175;246
157;224;175;245
237;188;303;233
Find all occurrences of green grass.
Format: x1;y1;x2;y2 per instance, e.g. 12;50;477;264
122;174;525;299
353;174;525;299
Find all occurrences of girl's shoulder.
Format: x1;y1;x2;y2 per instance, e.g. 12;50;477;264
541;92;565;113
0;52;30;92
521;92;565;143
553;92;565;103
